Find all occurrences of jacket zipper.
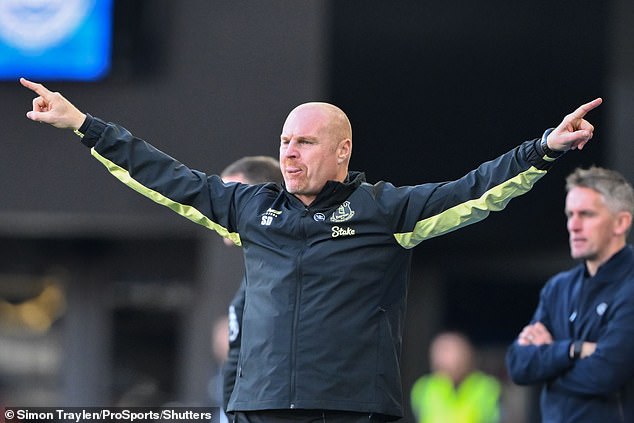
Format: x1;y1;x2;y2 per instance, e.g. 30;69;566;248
289;207;309;409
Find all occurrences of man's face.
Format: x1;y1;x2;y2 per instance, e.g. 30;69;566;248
279;105;347;206
430;335;472;384
565;186;619;264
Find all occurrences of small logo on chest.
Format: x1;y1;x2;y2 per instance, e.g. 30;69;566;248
260;208;282;226
330;201;355;222
596;302;608;316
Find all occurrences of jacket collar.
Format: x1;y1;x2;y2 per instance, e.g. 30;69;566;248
588;245;634;283
284;171;366;209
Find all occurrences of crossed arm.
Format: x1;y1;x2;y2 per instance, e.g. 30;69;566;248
518;321;596;358
507;290;634;396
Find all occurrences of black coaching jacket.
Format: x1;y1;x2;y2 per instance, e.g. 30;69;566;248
77;114;559;419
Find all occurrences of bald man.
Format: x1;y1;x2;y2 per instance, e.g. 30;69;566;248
22;78;601;422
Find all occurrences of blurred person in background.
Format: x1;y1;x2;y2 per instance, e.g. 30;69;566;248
506;166;634;423
22;78;600;422
410;331;501;423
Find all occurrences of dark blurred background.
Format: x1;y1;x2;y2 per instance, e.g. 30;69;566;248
1;1;633;422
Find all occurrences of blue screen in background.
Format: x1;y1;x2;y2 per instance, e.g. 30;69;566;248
0;0;113;81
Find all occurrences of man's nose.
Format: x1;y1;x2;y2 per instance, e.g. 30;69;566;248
567;216;581;232
283;141;298;158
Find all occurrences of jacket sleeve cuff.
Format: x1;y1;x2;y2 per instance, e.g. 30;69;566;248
553;339;575;367
523;128;565;170
536;128;566;161
77;114;108;148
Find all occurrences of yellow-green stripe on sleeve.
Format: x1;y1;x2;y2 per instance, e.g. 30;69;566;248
394;167;546;249
91;148;242;246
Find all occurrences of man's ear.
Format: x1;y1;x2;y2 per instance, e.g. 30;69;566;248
337;138;352;164
614;211;633;236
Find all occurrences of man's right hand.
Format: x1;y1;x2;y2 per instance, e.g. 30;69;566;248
518;321;553;346
21;78;86;130
546;97;602;152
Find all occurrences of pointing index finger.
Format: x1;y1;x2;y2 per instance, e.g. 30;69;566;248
20;77;52;98
571;97;603;119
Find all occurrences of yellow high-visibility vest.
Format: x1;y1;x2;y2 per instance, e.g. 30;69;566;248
410;371;501;423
